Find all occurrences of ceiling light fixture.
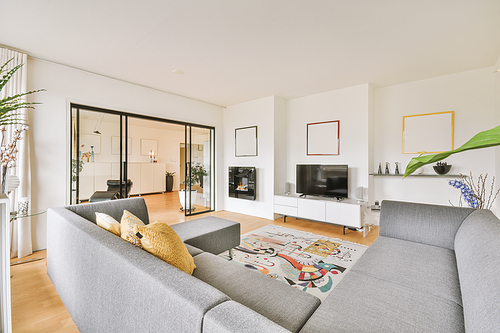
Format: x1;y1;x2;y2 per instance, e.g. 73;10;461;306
173;69;184;74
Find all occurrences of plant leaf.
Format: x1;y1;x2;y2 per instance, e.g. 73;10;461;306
403;125;500;178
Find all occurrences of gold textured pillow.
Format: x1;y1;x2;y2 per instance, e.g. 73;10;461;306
95;212;121;236
120;210;145;248
133;221;196;275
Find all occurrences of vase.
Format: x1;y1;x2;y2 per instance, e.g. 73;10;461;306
178;189;197;211
166;175;174;192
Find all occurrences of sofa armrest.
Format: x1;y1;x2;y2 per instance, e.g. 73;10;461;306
203;301;292;333
47;206;229;332
379;200;475;250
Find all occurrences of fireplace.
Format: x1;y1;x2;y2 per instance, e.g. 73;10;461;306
228;166;256;200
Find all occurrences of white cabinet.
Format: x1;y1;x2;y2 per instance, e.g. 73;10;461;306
274;194;367;230
78;162;112;200
298;198;325;221
140;164;155;194
325;201;363;228
79;162;166;199
128;163;142;195
153;163;166;193
274;195;298;216
127;163;165;195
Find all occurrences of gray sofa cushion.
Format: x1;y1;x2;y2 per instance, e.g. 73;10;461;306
352;236;462;305
171;216;240;255
300;270;465;333
193;252;321;333
203;301;292;333
455;209;500;332
380;200;474;250
66;197;150;225
48;206;229;332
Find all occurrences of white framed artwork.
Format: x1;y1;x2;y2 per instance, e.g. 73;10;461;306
141;139;158;156
307;120;340;155
235;126;257;157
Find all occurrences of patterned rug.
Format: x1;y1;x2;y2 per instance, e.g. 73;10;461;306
222;225;368;301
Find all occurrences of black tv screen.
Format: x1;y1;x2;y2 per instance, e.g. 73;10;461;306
296;164;348;198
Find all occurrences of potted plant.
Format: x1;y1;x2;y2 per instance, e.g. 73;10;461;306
165;171;175;192
179;162;207;211
0;58;44;192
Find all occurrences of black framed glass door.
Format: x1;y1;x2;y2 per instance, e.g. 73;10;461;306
182;125;214;216
70;104;215;216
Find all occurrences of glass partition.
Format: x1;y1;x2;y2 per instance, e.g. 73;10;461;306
70;104;215;216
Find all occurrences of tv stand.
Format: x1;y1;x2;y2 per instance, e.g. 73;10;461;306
274;193;367;234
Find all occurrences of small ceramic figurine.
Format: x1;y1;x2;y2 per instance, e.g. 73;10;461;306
395;162;399;175
378;163;382;174
385;162;390;174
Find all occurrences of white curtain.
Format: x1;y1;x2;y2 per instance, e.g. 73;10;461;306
0;48;32;259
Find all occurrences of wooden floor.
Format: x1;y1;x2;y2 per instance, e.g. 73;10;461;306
10;192;378;332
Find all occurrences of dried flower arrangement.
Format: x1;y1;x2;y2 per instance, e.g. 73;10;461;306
449;172;500;210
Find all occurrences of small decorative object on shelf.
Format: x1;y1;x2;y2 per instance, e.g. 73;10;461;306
91;145;94;162
385;162;390;174
377;163;382;174
394;162;400;175
433;161;452;175
449;172;500;209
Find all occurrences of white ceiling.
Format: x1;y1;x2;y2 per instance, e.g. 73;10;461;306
2;0;500;107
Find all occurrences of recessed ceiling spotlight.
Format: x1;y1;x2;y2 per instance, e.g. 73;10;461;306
173;69;184;74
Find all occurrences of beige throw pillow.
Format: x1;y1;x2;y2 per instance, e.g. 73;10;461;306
134;221;196;275
120;210;145;248
95;212;121;236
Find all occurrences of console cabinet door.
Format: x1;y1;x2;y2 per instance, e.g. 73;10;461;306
153;163;166;193
128;163;141;195
326;202;362;228
298;198;326;222
140;164;155;194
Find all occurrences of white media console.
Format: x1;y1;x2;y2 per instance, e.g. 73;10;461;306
274;193;368;233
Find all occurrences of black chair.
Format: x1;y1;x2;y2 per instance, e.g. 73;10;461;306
89;179;133;203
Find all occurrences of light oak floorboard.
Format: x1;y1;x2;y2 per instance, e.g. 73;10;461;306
11;192;378;332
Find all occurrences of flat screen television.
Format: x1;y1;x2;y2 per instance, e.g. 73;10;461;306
296;164;348;198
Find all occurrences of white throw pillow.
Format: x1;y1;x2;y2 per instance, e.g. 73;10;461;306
95;212;121;236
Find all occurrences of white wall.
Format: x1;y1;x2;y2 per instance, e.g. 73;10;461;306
372;67;497;210
286;84;371;199
27;58;224;250
223;96;279;219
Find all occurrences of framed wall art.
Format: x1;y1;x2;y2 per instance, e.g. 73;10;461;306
307;120;340;155
403;111;454;154
235;126;258;157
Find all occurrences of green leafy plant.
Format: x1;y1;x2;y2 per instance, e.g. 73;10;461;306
71;159;84;182
404;125;500;178
1;58;45;125
182;162;207;187
165;171;175;177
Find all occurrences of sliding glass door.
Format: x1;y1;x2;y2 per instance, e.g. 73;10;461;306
70;104;215;216
183;125;215;216
71;107;127;204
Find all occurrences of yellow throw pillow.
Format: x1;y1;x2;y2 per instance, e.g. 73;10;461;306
133;221;196;275
95;212;121;236
120;210;145;248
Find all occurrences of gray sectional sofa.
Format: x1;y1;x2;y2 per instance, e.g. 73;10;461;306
47;198;500;332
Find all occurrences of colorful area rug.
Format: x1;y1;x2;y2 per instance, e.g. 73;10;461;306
222;225;368;301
